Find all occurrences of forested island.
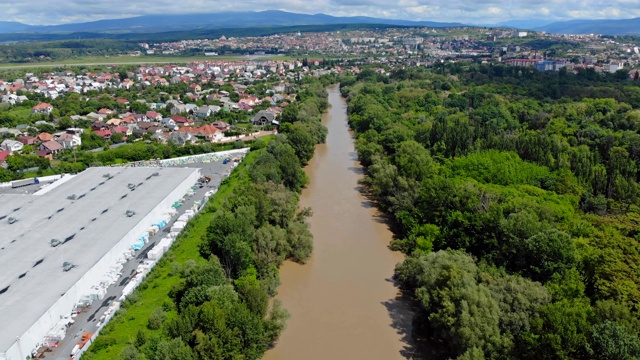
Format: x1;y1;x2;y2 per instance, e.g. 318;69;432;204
342;65;640;359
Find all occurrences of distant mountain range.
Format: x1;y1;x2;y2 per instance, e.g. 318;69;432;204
535;17;640;35
0;10;464;35
0;10;638;39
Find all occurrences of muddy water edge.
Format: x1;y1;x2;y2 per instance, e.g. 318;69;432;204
264;85;419;360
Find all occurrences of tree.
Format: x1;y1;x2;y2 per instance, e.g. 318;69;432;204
587;321;640;360
119;346;141;360
148;307;166;330
518;229;577;282
282;123;315;165
396;251;506;358
129;101;149;114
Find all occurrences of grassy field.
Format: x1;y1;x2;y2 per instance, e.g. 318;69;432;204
84;148;257;359
0;54;301;69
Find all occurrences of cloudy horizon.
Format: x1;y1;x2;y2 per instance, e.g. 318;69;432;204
1;0;640;25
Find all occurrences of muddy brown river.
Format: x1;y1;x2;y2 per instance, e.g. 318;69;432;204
264;86;417;360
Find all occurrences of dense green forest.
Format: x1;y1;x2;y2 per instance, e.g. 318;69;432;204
342;65;640;359
83;79;328;360
0;40;141;63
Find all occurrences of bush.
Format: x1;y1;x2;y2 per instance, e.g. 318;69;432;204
147;307;166;330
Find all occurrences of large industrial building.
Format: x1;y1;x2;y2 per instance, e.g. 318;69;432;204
0;166;200;360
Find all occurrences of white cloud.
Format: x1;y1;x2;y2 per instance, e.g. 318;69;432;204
1;0;640;25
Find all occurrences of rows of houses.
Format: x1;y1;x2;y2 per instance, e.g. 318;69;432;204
0;128;82;161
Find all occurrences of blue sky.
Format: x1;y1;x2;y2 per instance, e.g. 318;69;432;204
2;0;639;25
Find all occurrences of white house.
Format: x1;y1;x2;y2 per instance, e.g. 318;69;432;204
1;139;24;153
56;133;82;149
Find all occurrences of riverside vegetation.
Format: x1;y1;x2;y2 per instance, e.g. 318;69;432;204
342;65;640;359
83;79;328;360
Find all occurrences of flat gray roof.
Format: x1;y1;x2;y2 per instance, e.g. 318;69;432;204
0;166;198;352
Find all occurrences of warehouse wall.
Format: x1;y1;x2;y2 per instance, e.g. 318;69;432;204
2;169;199;360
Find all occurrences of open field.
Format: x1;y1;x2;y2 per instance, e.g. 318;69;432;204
0;54;300;69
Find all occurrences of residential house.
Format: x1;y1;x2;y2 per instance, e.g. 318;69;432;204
161;117;176;127
170;104;189;115
38;140;63;154
151;132;168;143
116;98;130;106
94;129;112;141
1;94;25;105
146;111;163;122
91;122;108;131
196;106;212;118
32;102;54;115
170;115;194;126
196;124;224;142
86;112;104;122
111;126;132;136
98;108;115;116
212;121;230;132
17;136;38;146
136;121;155;132
15;124;31;134
0;150;10;167
36;132;53;143
0;127;21;137
45;90;59;99
169;132;197;146
252;110;276;126
56;133;81;149
119;79;134;89
106;118;123;126
37;150;53;160
1;139;23;153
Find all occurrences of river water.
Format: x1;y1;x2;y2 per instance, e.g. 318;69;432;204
264;86;417;360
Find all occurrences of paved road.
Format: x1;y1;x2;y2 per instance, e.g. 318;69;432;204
48;155;238;360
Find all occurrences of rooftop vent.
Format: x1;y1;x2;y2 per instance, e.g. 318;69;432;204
125;210;136;217
67;194;77;200
152;172;159;177
103;173;110;178
62;262;75;272
7;217;17;224
50;239;61;247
